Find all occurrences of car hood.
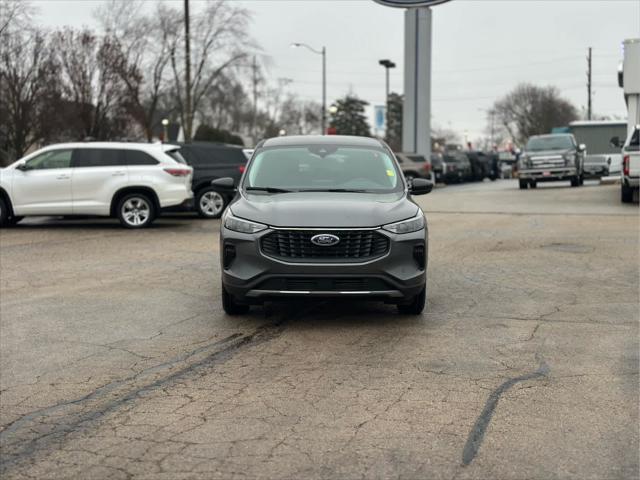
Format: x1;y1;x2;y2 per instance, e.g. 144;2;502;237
229;191;419;228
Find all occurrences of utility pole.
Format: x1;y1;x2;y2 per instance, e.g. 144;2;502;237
587;47;592;120
252;55;258;144
291;43;326;134
321;46;326;135
184;0;192;142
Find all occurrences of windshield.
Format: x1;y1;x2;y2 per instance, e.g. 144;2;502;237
526;135;574;152
244;145;403;193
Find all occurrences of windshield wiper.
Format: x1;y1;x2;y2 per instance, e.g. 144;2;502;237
245;186;295;193
298;188;371;193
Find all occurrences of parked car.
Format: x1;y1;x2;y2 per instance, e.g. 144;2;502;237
583;154;610;179
394;152;432;182
465;150;493;181
430;153;444;182
517;134;585;189
174;142;247;218
0;143;193;228
612;125;640;203
441;151;472;184
216;135;432;315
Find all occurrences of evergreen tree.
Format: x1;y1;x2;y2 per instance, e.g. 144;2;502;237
384;92;403;151
328;95;371;137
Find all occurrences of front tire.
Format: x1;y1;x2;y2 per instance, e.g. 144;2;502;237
117;193;155;228
570;176;580;187
519;179;528;190
0;197;8;227
222;285;249;315
7;216;23;226
397;286;426;315
196;188;226;219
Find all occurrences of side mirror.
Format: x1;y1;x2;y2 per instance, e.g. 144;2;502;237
15;162;29;171
578;144;586;152
211;177;235;189
607;157;612;165
610;136;621;148
410;178;433;195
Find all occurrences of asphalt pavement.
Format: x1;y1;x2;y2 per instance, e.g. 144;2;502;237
1;179;638;479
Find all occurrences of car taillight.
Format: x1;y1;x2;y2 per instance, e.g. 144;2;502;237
163;168;191;177
238;165;246;174
623;155;630;176
423;163;431;173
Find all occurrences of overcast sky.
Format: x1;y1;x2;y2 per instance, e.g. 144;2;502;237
34;0;640;141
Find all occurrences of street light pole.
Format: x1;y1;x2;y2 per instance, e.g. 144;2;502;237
322;46;326;135
378;59;396;135
292;43;326;135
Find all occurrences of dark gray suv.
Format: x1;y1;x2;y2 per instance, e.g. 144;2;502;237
215;136;432;315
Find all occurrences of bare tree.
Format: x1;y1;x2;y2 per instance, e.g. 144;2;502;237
168;0;253;142
491;83;579;145
52;28;130;140
0;28;60;160
277;96;321;136
95;0;173;141
0;0;36;37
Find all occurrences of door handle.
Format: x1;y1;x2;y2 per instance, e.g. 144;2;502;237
112;171;126;176
56;175;70;180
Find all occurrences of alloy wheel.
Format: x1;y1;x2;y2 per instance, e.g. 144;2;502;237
199;191;225;217
121;197;151;227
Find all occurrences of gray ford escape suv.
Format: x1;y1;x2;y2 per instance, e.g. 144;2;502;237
215;135;432;315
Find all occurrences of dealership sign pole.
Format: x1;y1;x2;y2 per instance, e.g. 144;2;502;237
374;0;451;158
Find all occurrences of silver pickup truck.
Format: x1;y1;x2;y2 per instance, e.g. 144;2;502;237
517;134;585;189
612;125;640;203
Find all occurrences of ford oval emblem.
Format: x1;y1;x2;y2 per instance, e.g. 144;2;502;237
311;234;340;247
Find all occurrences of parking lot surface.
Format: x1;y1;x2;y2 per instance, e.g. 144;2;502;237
1;180;638;479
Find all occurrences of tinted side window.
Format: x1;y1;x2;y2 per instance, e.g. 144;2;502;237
180;145;246;167
73;149;123;167
124;150;158;165
26;150;73;170
407;155;426;163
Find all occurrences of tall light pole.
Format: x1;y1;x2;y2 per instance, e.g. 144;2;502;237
292;43;326;135
378;59;396;106
161;118;169;143
379;59;396;135
183;0;192;142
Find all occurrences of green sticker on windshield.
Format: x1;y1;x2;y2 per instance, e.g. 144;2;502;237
386;169;395;177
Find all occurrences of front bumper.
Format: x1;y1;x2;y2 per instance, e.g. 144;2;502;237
584;166;608;178
518;167;577;181
221;226;427;302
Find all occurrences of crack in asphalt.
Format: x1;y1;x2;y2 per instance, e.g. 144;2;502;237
0;318;289;474
461;353;550;467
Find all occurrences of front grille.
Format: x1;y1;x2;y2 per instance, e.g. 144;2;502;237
261;230;389;262
531;157;564;169
257;277;391;291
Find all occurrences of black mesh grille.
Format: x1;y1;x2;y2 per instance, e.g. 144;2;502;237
260;230;389;262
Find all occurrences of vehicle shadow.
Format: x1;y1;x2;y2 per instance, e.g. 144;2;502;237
9;216;195;230
244;298;427;330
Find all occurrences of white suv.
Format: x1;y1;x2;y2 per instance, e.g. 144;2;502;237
0;142;193;228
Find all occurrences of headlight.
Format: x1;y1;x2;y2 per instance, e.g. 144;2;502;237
224;212;267;234
382;211;425;234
